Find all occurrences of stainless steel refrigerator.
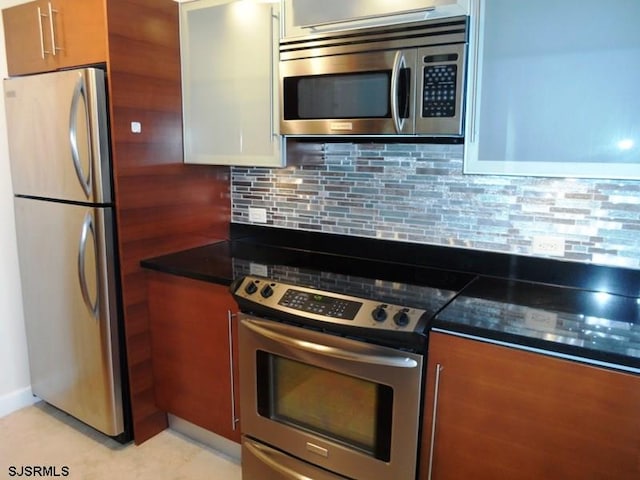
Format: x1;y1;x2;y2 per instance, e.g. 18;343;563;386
4;67;129;440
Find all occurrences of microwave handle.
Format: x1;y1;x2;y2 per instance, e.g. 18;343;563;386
390;51;409;134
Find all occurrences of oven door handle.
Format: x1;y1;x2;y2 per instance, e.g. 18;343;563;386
244;439;312;480
242;318;419;368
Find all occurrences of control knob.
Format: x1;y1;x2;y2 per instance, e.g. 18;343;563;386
261;284;274;298
371;304;388;322
393;309;410;327
244;281;258;295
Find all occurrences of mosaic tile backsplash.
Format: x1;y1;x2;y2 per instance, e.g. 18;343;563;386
231;143;640;270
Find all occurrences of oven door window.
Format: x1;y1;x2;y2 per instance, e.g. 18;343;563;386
283;72;391;120
256;352;393;461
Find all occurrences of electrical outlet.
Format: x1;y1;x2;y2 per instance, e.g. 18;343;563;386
248;207;267;224
532;236;565;256
524;309;558;330
249;262;269;277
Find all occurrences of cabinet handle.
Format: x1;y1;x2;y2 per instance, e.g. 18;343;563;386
467;0;482;143
270;6;278;139
427;363;443;480
37;7;48;58
227;310;240;431
279;0;285;39
48;2;61;56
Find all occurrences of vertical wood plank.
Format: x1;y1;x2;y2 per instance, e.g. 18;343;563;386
105;0;231;444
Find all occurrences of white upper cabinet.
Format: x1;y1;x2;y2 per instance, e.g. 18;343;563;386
281;0;469;39
180;0;284;167
464;0;640;179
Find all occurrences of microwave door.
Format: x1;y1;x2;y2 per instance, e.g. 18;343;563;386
280;49;415;136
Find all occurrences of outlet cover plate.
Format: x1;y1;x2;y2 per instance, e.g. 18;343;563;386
532;236;565;256
248;207;267;224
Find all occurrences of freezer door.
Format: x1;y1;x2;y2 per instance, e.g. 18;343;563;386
4;68;111;204
14;197;123;436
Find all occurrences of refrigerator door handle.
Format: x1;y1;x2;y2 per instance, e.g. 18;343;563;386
78;211;99;319
70;74;93;199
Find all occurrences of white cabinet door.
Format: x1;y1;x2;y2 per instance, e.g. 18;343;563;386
180;0;284;166
281;0;469;39
464;0;640;179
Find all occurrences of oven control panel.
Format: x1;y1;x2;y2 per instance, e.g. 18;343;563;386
232;275;429;333
278;289;362;320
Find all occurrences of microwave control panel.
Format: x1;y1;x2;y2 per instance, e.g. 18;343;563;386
422;62;458;118
421;52;461;118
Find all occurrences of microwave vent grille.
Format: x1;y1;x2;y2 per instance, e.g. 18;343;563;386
280;16;468;61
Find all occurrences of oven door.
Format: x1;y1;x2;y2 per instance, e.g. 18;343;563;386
280;49;417;136
238;315;423;480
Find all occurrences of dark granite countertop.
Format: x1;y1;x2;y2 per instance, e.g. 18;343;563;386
141;224;640;372
433;277;640;372
142;241;234;285
141;239;476;310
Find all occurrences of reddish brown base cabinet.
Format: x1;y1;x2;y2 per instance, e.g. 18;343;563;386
420;331;640;480
147;272;240;443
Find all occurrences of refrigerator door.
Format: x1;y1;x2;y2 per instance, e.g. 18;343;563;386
4;68;111;204
14;197;123;436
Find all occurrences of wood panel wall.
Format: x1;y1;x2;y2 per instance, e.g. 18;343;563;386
105;0;231;443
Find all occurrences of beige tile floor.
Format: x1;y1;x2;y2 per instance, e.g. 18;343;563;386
0;402;242;480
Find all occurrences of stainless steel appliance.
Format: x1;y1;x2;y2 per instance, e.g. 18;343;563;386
4;67;129;440
231;269;466;480
279;15;469;137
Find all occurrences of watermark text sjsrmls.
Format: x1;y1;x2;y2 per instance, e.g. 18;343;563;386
7;466;70;477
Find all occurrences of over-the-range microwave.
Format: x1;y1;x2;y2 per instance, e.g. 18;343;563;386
279;15;469;138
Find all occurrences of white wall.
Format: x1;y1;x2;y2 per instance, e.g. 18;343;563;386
0;0;35;417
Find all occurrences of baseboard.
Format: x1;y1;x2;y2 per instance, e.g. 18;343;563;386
0;387;37;418
168;414;241;462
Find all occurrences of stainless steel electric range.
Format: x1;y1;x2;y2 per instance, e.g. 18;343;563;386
230;262;474;480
